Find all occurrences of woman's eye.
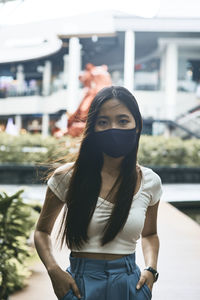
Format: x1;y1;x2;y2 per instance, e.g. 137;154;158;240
119;119;129;125
97;120;107;126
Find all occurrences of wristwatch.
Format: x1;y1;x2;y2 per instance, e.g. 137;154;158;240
144;266;159;282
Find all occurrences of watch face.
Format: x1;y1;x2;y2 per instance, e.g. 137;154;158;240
154;272;159;281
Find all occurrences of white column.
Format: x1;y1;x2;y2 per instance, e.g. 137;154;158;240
67;37;81;113
78;44;82;83
42;113;49;136
165;43;178;120
42;60;52;97
16;65;25;95
15;115;22;132
124;30;135;92
63;54;69;88
160;49;166;91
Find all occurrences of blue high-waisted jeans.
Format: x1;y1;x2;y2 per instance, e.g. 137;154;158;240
60;252;152;300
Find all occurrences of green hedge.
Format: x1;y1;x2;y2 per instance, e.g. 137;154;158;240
138;136;200;167
0;132;80;164
0;133;200;167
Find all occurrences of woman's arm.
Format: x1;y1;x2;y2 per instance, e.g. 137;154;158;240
34;187;64;271
34;187;81;299
141;200;160;269
136;200;160;291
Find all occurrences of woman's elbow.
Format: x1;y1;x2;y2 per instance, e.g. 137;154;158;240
34;228;50;244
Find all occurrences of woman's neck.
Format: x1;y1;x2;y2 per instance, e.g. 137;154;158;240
101;153;123;175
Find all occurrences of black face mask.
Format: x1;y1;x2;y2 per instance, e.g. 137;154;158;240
94;128;137;158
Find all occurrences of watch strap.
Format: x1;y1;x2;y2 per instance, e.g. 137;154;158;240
144;266;159;282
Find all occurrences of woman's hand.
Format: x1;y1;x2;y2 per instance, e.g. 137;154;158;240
136;269;155;292
48;266;81;299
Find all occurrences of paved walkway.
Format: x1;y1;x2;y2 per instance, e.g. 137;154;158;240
1;183;200;204
162;184;200;202
9;198;200;300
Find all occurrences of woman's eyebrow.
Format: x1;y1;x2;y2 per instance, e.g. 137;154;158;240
117;114;130;118
97;114;130;119
97;115;109;119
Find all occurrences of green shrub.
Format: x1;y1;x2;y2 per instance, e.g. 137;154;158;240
0;133;200;167
138;135;200;167
0;132;80;164
0;190;39;300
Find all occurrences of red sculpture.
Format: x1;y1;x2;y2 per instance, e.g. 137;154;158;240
67;63;112;137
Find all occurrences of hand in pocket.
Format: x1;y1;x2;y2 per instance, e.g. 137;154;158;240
48;266;82;299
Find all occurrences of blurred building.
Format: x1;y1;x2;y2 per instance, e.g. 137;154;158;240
0;10;200;137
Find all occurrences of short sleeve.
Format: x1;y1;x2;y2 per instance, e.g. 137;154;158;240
47;162;74;202
149;172;163;206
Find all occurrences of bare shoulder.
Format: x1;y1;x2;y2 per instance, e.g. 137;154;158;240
136;163;142;173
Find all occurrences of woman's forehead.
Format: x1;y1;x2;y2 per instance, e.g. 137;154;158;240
98;98;131;115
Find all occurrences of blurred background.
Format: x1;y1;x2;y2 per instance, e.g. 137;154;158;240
0;1;200;300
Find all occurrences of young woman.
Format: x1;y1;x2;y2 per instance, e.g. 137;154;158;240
34;86;163;300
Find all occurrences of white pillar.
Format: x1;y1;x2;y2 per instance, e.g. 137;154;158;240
124;30;135;92
78;44;82;83
16;65;25;95
42;113;49;136
67;37;81;113
63;54;69;88
160;49;166;91
42;60;52;97
165;43;178;120
15;115;22;132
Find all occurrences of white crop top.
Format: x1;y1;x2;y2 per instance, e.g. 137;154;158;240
47;162;163;254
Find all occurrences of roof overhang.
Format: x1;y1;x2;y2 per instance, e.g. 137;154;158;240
0;11;116;63
114;15;200;32
0;35;62;63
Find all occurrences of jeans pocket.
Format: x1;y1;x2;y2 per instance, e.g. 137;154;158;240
59;289;72;300
135;265;152;300
143;283;152;298
65;268;84;299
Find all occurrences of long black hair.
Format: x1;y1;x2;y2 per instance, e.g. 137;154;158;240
59;86;143;250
